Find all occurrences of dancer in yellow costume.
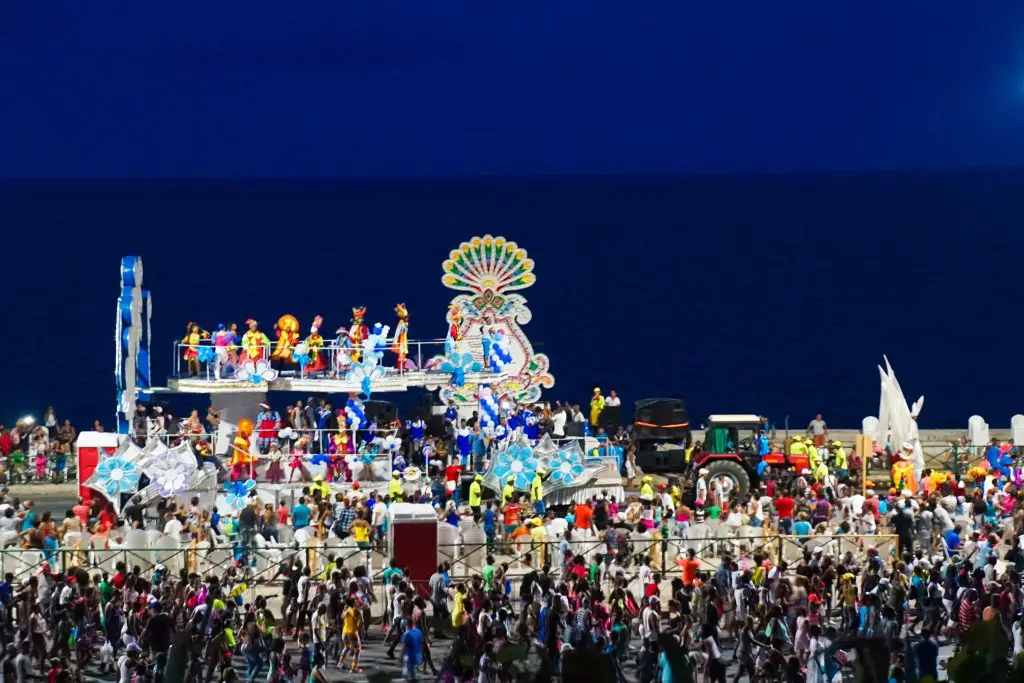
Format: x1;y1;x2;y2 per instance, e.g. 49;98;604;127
891;442;918;493
590;387;605;426
230;418;256;480
241;319;271;363
271;315;300;366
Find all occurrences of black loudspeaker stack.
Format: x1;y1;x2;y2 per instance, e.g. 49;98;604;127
633;398;689;442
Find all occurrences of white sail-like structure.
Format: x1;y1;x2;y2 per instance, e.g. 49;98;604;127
877;356;925;481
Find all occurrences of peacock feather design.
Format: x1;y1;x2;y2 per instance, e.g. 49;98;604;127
441;235;536;294
435;235;554;406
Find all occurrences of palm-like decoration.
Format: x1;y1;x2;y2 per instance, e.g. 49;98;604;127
441;235;535;293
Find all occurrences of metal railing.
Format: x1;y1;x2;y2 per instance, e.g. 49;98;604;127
173;337;490;381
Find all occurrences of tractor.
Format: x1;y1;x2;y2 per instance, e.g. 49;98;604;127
691;414;810;501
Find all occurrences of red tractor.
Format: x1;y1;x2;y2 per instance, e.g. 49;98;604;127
691;414;810;501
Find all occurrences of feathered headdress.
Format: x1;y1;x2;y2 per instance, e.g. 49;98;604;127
352;307;366;322
395;303;408;319
311;315;323;333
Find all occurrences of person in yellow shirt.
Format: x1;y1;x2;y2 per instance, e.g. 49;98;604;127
311;475;331;501
831;440;848;479
452;583;468;627
350;513;372;550
528;517;548;567
501;477;516;505
388;471;404;502
468;474;483;513
531;469;546;515
338;597;363;672
590;388;605;426
669;480;682;508
639;475;654;501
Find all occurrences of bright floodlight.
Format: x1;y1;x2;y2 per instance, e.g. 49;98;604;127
20;415;34;426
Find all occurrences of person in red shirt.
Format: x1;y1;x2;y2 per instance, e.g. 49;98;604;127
774;493;796;534
679;548;701;586
71;498;90;527
444;463;462;503
502;502;521;538
574;501;593;535
0;429;11;457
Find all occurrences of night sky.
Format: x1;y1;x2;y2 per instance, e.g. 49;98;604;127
2;2;1023;176
3;3;1024;430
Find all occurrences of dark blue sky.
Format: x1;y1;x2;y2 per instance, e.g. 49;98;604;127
3;1;1024;176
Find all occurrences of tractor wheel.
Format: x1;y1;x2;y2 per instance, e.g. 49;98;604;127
706;460;750;502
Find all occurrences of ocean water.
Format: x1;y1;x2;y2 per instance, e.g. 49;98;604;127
4;172;1024;431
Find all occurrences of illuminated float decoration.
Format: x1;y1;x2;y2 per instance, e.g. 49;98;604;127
433;235;554;405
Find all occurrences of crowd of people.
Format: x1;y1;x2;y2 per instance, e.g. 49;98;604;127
6;397;1024;682
0;408;76;485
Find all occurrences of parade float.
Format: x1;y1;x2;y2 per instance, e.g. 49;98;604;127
78;236;561;509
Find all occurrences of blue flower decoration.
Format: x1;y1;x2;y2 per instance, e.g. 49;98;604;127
225;479;257;508
197;346;217;364
441;352;482;388
293;351;311;369
492;443;539;489
94;457;140;496
310;453;330;467
548;448;585;485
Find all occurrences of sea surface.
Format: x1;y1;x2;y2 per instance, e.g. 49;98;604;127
3;172;1024;432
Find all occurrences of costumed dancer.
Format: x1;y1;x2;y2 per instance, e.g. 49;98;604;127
182;322;209;377
212;324;234;380
305;315;328;375
348;308;369;362
445;304;464;356
334;326;352;376
265;443;284;484
891;442;919;493
391;303;410;371
271;315;300;369
240;319;271;363
590;387;605;427
230;419;255;482
480;323;494;369
456;423;472;465
288;436;311;483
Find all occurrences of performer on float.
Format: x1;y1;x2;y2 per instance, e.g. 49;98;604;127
523;406;539;442
230;418;256;482
333;326;352;376
392;303;410;371
480;322;495;369
305;315;328;375
182;322;209;377
212;323;235;380
271;315;300;369
445;304;464;356
456;423;472;465
590;387;605;427
891;442;919;493
240;319;271;363
348;308;369;362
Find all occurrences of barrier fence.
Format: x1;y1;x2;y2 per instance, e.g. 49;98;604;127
8;531;899;613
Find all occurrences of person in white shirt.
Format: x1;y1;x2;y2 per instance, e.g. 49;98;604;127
162;513;183;537
604;391;621;408
551;410;566;438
